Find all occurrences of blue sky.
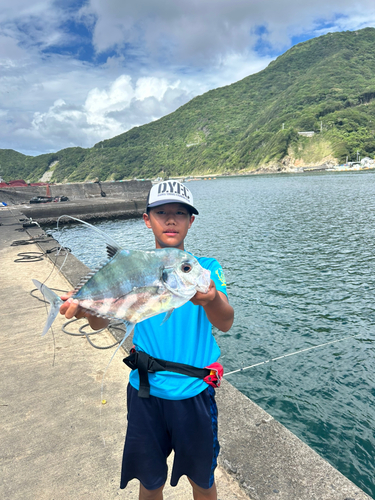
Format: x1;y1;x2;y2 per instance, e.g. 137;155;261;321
1;0;374;156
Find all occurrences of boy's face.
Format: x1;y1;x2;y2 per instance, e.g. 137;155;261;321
143;202;195;250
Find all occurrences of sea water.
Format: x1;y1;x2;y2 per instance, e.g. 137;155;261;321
49;171;375;497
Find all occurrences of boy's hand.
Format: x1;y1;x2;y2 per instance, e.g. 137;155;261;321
59;293;110;330
190;279;234;332
190;280;217;307
60;292;89;320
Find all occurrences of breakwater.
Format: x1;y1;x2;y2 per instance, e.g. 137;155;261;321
0;180;151;224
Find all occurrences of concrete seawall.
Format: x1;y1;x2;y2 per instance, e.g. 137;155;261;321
1;206;372;500
0;180;151;224
0;180;151;204
21;198;145;225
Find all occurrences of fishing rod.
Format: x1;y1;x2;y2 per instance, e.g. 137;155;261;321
223;333;359;377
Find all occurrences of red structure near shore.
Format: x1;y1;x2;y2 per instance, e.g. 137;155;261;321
0;179;51;188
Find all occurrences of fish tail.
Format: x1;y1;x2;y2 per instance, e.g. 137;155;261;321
32;279;63;336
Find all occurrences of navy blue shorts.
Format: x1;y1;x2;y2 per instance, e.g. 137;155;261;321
120;383;220;491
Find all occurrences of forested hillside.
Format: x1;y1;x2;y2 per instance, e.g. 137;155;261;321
1;27;375;182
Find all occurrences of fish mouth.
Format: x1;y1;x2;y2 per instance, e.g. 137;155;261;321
195;268;211;293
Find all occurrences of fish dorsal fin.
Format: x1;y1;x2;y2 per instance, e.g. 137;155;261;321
72;247;123;295
56;215;123;258
106;244;119;259
72;266;102;295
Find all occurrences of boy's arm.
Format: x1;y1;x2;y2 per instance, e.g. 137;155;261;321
190;280;234;332
59;293;110;331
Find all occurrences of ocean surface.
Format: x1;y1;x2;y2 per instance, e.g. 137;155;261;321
49;171;375;497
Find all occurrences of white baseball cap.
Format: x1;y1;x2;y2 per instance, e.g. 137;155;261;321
146;180;198;215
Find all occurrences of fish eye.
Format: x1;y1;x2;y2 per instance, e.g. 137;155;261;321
181;263;192;273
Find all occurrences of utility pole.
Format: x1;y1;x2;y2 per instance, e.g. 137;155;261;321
357;150;360;162
320;121;323;133
282;123;284;130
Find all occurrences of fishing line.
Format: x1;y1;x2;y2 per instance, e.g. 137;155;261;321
15;251;44;262
8;219;64;367
17;224;72;366
31;287;69;302
80;323;123;349
56;215;121;249
25;215;128;446
11;236;53;246
22;214;129;445
54;217;133;445
41;247;77;366
223;333;359;377
61;318;123;349
99;327;133;447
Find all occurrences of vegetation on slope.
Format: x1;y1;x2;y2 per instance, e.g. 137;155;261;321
1;28;375;182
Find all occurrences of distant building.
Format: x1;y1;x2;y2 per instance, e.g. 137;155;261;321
298;131;315;137
360;157;375;167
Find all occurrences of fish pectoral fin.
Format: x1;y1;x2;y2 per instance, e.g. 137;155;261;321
123;321;136;338
160;309;174;325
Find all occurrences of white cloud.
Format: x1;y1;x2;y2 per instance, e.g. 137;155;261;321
11;74;194;152
0;0;375;155
83;0;375;63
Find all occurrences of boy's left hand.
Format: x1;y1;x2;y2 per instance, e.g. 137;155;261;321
190;279;217;306
190;279;234;332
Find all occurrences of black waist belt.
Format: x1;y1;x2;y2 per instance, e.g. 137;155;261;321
123;349;211;398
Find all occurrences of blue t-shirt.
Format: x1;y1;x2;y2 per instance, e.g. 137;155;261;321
129;256;227;400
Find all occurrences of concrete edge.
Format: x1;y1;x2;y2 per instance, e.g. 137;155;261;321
19;198;146;224
24;221;373;500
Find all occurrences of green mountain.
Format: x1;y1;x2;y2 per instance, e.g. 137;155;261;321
2;27;375;183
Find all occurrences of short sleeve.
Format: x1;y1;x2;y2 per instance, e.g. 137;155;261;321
198;257;227;297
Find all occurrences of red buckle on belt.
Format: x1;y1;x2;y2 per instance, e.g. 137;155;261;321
203;362;224;388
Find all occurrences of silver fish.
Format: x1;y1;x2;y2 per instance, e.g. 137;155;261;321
33;245;211;340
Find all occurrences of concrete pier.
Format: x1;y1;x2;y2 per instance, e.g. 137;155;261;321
0;180;150;224
0;205;373;500
20;198;145;225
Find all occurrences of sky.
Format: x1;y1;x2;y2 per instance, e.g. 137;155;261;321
1;0;375;157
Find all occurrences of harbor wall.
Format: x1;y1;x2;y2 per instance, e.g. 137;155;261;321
1;180;151;224
0;180;151;205
23;222;372;500
20;199;145;225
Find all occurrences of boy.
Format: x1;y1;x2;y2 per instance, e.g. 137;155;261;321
60;181;234;500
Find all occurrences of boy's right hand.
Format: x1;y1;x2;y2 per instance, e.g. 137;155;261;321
60;293;110;330
60;292;89;320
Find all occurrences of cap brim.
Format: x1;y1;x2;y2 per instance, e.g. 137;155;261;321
147;200;198;215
